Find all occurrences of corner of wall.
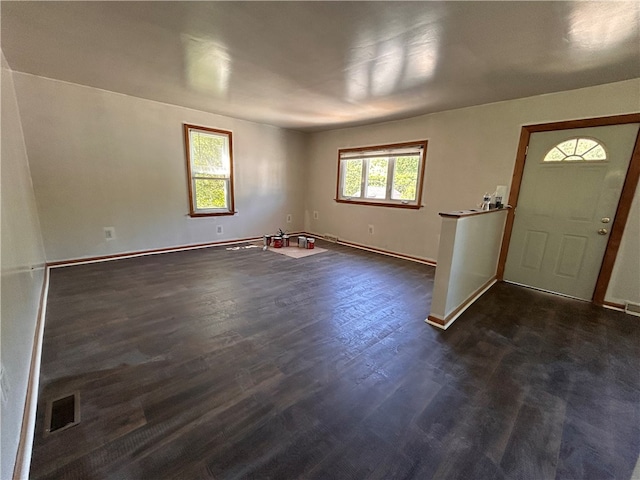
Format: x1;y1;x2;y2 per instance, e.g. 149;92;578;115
1;51;47;480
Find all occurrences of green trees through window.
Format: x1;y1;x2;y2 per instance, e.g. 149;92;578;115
184;124;235;216
343;159;363;197
392;156;420;200
337;141;427;208
366;158;388;198
194;179;227;210
190;131;227;209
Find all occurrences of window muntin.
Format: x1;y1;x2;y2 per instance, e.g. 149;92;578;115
184;124;235;216
337;141;427;208
543;137;607;163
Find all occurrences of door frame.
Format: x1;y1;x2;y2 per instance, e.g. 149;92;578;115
497;113;640;306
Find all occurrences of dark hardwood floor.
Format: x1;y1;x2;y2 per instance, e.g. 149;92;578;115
31;241;639;479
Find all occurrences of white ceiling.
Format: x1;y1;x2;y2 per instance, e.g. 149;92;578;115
2;1;639;132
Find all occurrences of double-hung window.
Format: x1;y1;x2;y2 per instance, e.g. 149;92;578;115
336;141;427;209
184;124;235;217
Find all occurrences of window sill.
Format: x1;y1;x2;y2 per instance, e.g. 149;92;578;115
189;211;236;218
335;199;422;209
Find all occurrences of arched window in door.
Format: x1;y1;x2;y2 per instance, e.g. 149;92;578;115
543;138;607;162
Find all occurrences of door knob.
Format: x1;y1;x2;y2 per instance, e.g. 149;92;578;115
598;228;608;235
601;217;611;223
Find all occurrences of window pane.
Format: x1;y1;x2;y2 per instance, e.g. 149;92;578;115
336;141;426;208
392;156;420;200
342;159;363;197
195;179;227;209
543;138;607;162
191;131;229;177
556;139;577;156
365;158;388;199
583;144;606;160
576;138;598;155
543;147;565;162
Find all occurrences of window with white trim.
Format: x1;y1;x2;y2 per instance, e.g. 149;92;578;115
336;141;427;208
184;124;235;217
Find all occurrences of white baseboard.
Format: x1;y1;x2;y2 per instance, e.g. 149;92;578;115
426;278;497;330
304;231;437;266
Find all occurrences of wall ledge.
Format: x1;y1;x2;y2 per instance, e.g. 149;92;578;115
439;206;511;218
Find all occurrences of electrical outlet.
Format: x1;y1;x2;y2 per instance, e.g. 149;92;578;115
313;211;319;220
104;227;115;241
368;224;374;235
286;214;292;223
216;225;223;235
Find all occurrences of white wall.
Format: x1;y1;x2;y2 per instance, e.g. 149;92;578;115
429;210;508;328
605;192;640;306
9;73;640;306
1;55;46;478
13;73;309;262
305;79;640;305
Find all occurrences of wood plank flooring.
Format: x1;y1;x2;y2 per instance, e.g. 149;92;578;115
30;241;639;479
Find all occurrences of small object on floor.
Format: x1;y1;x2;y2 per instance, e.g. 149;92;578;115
266;245;327;258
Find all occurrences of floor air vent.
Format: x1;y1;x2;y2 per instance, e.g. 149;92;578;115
324;234;339;243
625;302;640;317
45;392;80;435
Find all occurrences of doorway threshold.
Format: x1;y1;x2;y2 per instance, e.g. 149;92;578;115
502;281;590;303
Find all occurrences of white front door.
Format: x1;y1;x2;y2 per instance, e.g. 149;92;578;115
504;123;639;300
